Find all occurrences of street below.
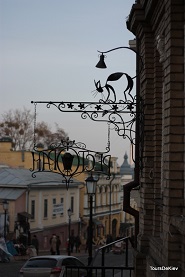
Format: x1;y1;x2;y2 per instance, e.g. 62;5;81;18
0;249;133;277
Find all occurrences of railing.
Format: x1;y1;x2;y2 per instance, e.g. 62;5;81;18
91;236;131;267
65;236;134;277
64;265;134;277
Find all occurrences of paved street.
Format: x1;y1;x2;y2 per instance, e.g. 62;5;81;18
0;248;133;277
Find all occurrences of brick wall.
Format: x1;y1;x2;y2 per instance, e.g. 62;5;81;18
127;0;185;276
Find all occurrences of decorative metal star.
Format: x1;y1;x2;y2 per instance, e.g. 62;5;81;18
67;103;74;109
95;105;102;110
127;103;134;111
78;103;85;109
112;104;118;111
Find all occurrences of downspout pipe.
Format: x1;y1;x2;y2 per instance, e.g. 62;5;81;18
26;185;31;246
109;174;115;235
123;37;141;248
123;180;139;247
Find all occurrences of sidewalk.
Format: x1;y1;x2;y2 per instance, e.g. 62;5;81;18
39;249;88;258
12;249;88;262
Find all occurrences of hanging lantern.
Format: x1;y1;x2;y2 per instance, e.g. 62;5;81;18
62;152;74;171
96;53;107;68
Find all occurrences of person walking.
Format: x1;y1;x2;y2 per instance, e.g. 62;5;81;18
50;234;57;255
69;234;75;253
31;235;39;255
56;236;61;255
75;235;81;253
106;235;110;253
26;245;37;258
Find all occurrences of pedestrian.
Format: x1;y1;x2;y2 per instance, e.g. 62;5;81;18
69;234;75;253
56;236;61;255
26;245;37;258
75;235;81;253
31;235;39;255
50;234;57;255
106;234;111;253
85;237;96;254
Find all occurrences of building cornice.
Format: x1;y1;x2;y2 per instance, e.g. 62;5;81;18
126;0;164;36
126;3;145;35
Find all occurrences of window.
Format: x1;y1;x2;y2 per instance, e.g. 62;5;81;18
71;197;74;213
100;187;103;205
62;258;84;267
25;258;57;268
52;198;56;216
60;198;64;215
31;200;35;219
44;199;48;218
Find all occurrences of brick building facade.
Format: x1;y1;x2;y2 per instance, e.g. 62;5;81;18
127;0;185;276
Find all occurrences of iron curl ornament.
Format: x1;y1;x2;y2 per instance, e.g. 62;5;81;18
31;46;144;186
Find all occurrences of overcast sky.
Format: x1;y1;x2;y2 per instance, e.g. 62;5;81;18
0;0;136;165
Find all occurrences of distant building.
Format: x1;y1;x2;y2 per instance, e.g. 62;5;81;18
0;137;122;246
0;167;82;251
120;152;134;178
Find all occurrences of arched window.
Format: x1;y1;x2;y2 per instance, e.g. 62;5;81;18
102;186;106;206
105;186;110;205
96;186;101;206
99;186;103;205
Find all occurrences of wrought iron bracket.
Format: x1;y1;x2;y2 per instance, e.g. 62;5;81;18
31;46;144;146
31;96;143;146
31;46;144;187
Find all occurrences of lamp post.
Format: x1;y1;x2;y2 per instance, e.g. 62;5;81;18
3;200;9;240
67;208;72;256
85;175;97;266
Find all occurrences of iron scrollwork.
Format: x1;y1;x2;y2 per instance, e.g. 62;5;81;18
32;47;143;146
30;138;111;189
31;72;143;146
31;46;144;186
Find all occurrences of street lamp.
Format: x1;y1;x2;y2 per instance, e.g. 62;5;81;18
67;208;72;256
85;175;97;266
96;46;143;75
3;200;9;240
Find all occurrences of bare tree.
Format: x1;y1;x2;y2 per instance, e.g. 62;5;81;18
35;122;68;148
0;108;68;150
0;108;34;150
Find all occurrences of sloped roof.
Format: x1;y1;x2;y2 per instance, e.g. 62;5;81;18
0;167;82;188
0;187;25;200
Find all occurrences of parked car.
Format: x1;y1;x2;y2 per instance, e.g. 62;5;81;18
19;255;87;277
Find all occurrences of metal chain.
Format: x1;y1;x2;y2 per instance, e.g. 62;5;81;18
107;122;110;152
33;102;37;148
